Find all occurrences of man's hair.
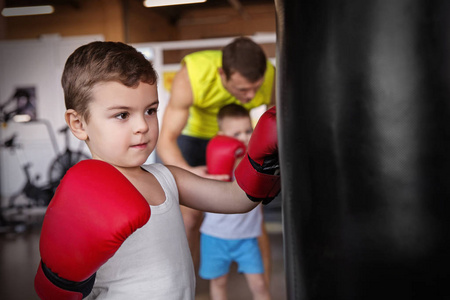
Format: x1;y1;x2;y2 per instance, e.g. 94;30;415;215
62;41;158;122
217;103;250;130
221;37;267;82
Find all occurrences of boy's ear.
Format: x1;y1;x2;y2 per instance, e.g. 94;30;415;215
65;109;88;141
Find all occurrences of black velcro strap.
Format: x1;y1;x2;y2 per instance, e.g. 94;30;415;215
41;261;96;298
248;154;279;175
246;193;275;204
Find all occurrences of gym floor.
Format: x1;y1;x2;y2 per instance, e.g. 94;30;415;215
0;197;286;300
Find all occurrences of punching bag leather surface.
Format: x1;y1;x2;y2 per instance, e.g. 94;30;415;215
276;1;450;299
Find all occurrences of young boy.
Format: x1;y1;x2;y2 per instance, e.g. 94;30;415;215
200;104;271;300
33;41;280;300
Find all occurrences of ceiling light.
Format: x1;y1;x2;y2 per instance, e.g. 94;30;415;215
2;5;55;17
13;114;31;123
143;0;206;8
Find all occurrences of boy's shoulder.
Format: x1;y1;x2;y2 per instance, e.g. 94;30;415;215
130;164;173;206
142;163;182;187
142;163;172;181
141;162;165;173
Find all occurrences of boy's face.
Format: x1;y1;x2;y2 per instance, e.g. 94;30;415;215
81;81;159;168
219;116;253;146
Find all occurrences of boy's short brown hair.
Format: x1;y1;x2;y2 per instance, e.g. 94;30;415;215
62;41;158;122
221;37;267;82
217;103;250;130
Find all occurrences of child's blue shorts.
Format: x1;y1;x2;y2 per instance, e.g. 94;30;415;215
199;233;264;279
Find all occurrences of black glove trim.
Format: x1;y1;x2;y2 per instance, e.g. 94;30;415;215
247;193;275;205
41;261;96;298
249;155;280;205
248;154;279;175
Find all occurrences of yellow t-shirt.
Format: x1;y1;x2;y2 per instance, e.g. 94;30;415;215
181;50;274;139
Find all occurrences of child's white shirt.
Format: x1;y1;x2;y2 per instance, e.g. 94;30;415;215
86;163;195;300
200;205;262;240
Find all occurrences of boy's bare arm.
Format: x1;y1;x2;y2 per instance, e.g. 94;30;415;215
169;106;280;213
168;165;257;213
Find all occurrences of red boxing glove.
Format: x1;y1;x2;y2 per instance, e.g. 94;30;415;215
235;106;280;204
207;135;246;182
34;160;151;300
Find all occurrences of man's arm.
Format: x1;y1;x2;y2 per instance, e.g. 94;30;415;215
157;65;193;170
157;65;228;179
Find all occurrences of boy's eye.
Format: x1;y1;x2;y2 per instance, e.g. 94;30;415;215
146;108;157;115
115;112;129;120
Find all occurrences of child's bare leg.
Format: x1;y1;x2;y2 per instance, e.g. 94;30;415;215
180;205;203;271
210;273;229;300
258;214;272;286
245;273;271;300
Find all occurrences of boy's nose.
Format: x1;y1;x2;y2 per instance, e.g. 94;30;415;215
134;116;149;133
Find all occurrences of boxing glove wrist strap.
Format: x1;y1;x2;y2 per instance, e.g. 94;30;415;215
235;155;281;204
248;154;280;175
41;261;96;298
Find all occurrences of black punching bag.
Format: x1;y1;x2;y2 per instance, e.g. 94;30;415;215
276;1;450;299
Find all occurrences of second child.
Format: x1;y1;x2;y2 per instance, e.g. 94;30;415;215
200;104;271;300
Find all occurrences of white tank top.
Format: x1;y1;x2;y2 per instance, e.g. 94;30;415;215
200;205;263;240
86;164;195;300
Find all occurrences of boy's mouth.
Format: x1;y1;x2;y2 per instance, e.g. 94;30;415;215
131;142;148;149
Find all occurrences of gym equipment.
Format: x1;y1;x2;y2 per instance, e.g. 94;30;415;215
276;1;450;299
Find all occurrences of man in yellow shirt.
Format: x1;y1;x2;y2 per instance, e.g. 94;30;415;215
157;37;276;282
